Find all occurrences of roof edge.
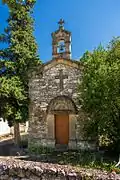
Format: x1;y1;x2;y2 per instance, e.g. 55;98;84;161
28;58;82;78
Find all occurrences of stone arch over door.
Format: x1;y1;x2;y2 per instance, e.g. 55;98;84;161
46;96;78;148
47;96;77;114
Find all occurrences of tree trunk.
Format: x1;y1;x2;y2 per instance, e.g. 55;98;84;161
14;122;21;146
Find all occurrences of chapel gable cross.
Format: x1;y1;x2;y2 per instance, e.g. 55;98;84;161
55;69;68;91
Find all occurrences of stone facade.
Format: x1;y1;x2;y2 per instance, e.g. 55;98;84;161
28;20;96;151
28;59;96;150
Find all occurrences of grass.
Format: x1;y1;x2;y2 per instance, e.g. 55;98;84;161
26;147;119;172
19;139;120;173
42;150;116;171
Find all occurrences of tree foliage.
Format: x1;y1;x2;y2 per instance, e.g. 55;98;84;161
1;0;40;83
0;76;27;126
0;0;40;128
79;38;120;151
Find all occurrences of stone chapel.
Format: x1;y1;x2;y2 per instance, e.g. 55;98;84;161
28;19;96;150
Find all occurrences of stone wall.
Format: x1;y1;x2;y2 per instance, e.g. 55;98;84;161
0;158;119;180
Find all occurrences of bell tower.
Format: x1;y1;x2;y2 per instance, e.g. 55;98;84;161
51;19;72;59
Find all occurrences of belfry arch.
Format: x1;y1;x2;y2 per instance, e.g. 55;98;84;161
51;19;71;59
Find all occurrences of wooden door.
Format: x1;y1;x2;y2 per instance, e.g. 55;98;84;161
55;114;69;145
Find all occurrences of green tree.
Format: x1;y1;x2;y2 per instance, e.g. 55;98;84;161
0;0;40;145
79;40;120;152
0;76;27;144
1;0;40;84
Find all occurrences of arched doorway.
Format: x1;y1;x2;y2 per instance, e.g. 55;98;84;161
47;96;77;146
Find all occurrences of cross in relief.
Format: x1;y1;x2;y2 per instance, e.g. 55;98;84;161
55;69;68;91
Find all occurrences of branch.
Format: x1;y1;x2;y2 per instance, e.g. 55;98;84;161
0;34;8;43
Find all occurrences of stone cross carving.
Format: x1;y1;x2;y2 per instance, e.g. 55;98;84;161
55;69;68;91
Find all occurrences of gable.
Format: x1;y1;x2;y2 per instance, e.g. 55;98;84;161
42;62;80;79
40;59;81;83
43;58;80;72
29;58;82;79
29;59;82;104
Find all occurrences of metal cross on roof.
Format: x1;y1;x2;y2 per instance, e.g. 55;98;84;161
58;19;65;29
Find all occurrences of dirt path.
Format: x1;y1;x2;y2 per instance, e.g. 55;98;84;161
0;139;14;156
0;133;27;156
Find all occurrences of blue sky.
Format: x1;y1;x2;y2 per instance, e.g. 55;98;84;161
0;0;120;62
